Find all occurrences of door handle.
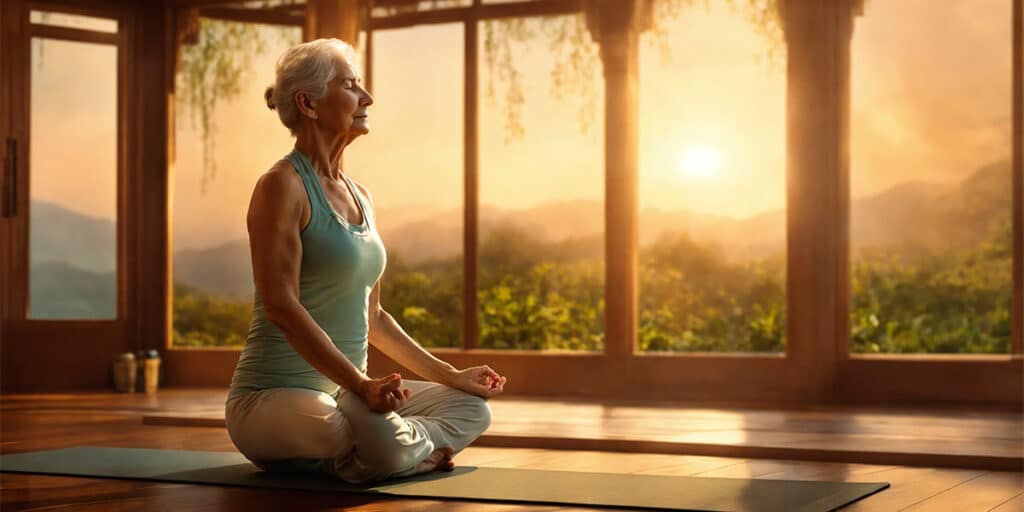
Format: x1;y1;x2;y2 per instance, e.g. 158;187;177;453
3;137;14;218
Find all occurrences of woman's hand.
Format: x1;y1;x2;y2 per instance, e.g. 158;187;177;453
357;373;411;413
448;365;507;399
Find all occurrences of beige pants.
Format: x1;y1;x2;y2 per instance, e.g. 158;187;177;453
224;379;492;484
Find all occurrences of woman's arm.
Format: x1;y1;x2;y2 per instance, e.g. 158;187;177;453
366;281;459;385
247;164;370;394
368;286;506;397
354;180;506;396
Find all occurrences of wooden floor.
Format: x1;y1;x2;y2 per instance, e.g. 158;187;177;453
142;390;1024;470
1;390;1022;511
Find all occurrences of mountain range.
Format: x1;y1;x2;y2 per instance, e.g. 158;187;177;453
30;159;1013;302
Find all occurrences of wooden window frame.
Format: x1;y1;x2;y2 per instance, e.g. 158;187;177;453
161;0;1023;407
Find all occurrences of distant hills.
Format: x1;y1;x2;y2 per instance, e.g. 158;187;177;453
28;159;1013;305
28;260;116;319
373;160;1011;264
30;200;116;273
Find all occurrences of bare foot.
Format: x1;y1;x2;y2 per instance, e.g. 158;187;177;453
414;446;455;475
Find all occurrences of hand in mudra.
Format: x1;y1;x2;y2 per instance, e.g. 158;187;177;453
357;373;411;413
449;365;507;399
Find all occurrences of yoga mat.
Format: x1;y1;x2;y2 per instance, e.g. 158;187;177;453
0;447;889;512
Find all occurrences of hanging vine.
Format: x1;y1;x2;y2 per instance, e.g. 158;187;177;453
175;3;300;194
177;0;787;176
646;0;785;67
483;0;786;144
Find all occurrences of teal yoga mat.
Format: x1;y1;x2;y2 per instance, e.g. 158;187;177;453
0;447;889;512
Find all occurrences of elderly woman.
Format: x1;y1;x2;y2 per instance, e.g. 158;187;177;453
224;38;506;484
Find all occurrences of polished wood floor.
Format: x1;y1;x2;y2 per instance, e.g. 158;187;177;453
2;389;1022;511
142;390;1023;470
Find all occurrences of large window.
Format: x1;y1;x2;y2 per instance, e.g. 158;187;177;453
476;15;606;351
637;2;787;353
28;36;117;317
155;0;1020;404
850;0;1013;354
347;23;465;348
172;20;301;347
28;29;118;319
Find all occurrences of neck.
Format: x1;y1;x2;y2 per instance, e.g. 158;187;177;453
294;130;352;180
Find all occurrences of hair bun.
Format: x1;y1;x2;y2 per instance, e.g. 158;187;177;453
264;86;276;110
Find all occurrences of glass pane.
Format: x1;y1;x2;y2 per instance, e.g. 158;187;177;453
348;24;464;349
477;15;606;351
850;0;1012;354
172;21;301;347
638;2;787;353
29;38;117;319
30;11;118;33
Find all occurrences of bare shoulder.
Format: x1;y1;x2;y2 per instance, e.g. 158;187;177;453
255;159;304;198
248;159;306;224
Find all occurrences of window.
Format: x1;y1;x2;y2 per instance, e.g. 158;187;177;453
850;0;1013;354
637;1;787;353
347;23;465;348
476;15;606;351
28;36;118;319
172;20;301;347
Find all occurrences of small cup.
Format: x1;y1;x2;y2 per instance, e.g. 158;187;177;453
111;352;137;393
143;357;161;393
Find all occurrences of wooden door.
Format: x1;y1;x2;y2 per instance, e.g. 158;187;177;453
1;0;135;392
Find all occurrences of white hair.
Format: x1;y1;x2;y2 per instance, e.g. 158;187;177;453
264;38;361;135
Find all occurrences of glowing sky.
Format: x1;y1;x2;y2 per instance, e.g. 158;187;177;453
26;0;1013;250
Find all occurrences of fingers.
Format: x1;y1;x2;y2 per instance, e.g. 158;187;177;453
488;376;507;395
366;373;407;413
483;366;500;379
374;390;403;413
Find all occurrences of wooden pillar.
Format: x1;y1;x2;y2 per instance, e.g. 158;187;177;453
1012;0;1022;355
135;2;175;357
304;0;362;44
779;0;859;402
463;16;480;349
585;0;650;357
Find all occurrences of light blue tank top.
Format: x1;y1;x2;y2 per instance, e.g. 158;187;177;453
228;148;387;401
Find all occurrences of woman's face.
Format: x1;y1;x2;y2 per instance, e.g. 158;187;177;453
309;54;373;139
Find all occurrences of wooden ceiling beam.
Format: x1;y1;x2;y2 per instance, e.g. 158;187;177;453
370;0;582;30
198;6;304;26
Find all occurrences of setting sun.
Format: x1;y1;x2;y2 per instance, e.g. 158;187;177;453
677;146;723;179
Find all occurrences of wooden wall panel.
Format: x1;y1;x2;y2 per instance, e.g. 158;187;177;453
836;356;1023;405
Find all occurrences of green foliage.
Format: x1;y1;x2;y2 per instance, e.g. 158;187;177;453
478;259;606;351
638;232;786;352
172;282;252;347
379;251;463;348
171;216;1011;355
850;218;1013;354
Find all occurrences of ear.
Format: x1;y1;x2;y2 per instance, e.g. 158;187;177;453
295;92;315;116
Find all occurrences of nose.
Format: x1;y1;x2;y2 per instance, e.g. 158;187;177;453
359;85;373;107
